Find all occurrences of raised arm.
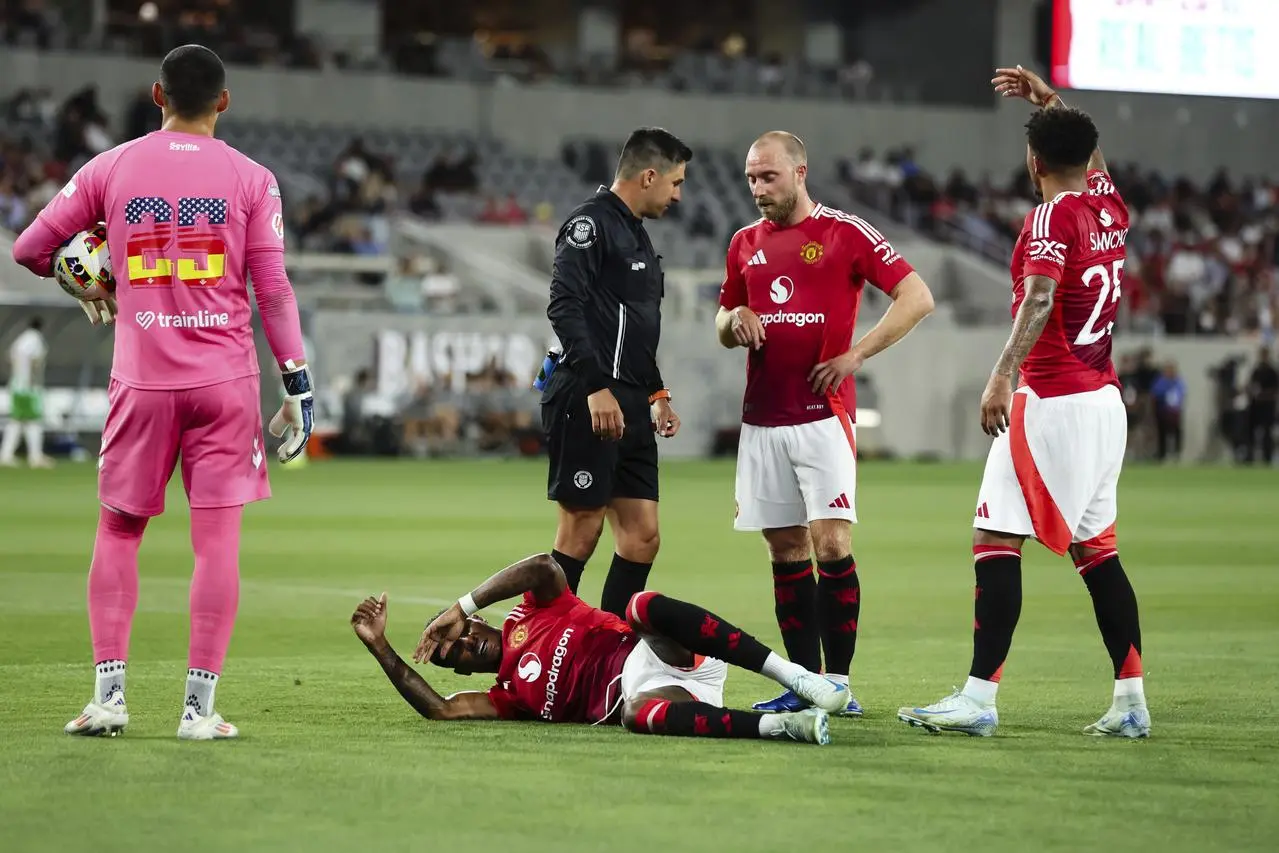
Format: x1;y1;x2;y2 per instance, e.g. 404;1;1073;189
351;594;499;721
414;554;569;665
467;552;568;610
993;64;1106;173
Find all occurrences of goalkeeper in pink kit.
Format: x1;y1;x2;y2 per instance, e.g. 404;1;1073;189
11;45;312;740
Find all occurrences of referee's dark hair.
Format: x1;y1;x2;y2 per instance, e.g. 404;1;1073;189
616;127;694;179
1026;107;1098;173
160;45;227;119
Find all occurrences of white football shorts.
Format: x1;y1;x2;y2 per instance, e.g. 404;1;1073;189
734;413;858;531
619;638;727;707
974;385;1126;555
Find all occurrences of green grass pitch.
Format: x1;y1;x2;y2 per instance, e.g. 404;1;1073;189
1;459;1276;852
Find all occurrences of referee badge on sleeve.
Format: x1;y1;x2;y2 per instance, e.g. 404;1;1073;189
565;215;598;249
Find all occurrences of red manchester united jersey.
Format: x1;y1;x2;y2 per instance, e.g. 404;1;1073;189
719;203;914;427
486;589;636;724
1011;170;1129;398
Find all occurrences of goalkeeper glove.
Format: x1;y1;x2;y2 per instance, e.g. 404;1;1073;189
269;360;314;463
79;296;117;326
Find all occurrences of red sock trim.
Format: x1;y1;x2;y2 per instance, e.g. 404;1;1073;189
1118;644;1143;679
990;663;1005;683
772;566;814;584
1075;550;1119;575
634;698;670;733
973;544;1021;563
816;559;857;579
626;591;659;632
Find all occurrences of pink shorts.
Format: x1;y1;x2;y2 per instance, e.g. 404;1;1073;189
98;376;271;517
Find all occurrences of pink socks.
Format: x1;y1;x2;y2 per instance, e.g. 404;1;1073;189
187;505;243;675
88;506;147;664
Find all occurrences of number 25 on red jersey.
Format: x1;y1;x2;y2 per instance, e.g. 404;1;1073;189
1076;259;1124;346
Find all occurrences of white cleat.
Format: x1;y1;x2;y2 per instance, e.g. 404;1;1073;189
787;671;850;714
772;708;832;745
177;708;239;741
898;690;999;737
65;689;129;737
1084;704;1150;738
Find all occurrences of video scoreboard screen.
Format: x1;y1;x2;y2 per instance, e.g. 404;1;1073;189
1051;0;1279;99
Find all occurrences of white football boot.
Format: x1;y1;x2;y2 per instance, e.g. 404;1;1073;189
769;708;832;745
177;707;239;741
898;689;999;737
65;688;129;737
787;671;850;714
1083;703;1151;738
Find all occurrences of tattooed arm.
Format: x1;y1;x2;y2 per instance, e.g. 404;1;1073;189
351;594;500;721
980;274;1058;436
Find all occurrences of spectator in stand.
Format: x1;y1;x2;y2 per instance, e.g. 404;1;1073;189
1246;347;1278;465
124;89;162;140
1151;361;1187;462
479;193;527;225
837;149;1279;339
1130;348;1160;460
424;148;479;195
409;178;442;220
1118;353;1144;456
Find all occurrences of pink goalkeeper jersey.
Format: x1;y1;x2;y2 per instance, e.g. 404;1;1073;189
34;131;290;390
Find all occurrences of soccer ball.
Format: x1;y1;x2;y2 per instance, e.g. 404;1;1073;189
53;225;115;300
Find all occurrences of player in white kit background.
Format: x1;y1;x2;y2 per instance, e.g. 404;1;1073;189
11;45;314;740
1;317;52;468
900;65;1149;739
715;131;935;715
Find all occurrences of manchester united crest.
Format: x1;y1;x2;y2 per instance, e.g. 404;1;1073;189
510;623;529;648
800;241;824;264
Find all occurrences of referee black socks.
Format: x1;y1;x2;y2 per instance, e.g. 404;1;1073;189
551;549;587;595
600;554;652;618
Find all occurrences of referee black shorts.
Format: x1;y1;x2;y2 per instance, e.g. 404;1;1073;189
542;371;658;508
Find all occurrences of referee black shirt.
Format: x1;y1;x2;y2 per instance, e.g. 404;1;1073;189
547;187;666;398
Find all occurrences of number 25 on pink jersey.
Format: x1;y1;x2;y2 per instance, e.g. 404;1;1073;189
123;195;228;289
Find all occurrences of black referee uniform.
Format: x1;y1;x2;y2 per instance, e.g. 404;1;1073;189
542;187;667;507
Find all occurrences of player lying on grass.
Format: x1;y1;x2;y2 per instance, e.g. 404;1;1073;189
350;553;850;744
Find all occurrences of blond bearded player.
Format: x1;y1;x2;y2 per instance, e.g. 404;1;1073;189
715;131;935;715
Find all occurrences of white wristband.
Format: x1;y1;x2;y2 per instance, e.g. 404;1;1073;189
458;593;480;617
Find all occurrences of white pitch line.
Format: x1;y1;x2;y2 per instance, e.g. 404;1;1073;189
0;571;505;612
